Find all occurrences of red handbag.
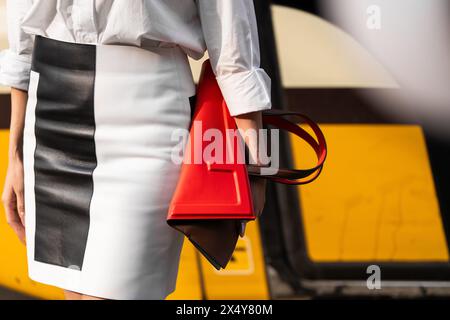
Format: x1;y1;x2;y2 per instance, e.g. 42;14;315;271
167;59;327;270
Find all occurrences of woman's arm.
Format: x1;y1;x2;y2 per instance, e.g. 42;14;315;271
234;111;269;237
234;110;268;217
8;88;27;160
1;88;28;244
196;0;272;117
0;0;35;244
196;0;272;235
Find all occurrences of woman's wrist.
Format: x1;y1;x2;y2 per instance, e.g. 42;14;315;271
9;87;28;161
234;111;270;167
9;143;23;161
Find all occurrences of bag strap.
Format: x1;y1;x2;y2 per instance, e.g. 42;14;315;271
246;109;327;185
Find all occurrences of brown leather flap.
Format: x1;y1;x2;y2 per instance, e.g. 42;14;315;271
167;219;241;270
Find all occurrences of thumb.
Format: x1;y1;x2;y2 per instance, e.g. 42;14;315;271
15;188;26;227
239;220;247;238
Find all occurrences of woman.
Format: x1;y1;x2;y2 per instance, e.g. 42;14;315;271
0;0;271;300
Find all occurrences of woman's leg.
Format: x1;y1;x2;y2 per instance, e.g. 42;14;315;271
81;294;106;300
64;290;107;300
64;290;82;300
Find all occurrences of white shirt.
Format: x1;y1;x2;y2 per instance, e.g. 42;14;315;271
0;0;272;116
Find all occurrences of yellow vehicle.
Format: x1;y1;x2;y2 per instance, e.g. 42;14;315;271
1;1;449;299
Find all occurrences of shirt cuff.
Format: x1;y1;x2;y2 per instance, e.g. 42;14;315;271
0;49;32;91
216;67;272;117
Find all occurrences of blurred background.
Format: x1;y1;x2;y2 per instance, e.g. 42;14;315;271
0;0;449;299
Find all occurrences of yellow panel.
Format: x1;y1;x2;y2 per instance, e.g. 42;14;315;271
291;125;449;262
199;220;270;299
166;240;203;300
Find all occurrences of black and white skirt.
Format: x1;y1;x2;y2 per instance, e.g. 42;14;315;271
22;35;196;300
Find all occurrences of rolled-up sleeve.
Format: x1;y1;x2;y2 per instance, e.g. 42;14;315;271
196;0;272;116
0;0;34;91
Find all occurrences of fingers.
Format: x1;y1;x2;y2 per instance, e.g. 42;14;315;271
253;195;265;219
249;176;266;219
239;220;247;237
13;165;26;227
239;202;264;238
2;181;26;245
15;185;26;227
9;221;26;245
3;205;26;245
2;184;16;225
256;200;265;218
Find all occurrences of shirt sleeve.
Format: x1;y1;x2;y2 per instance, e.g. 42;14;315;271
196;0;272;117
0;0;34;91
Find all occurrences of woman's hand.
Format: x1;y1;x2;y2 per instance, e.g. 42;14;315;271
233;110;269;237
2;151;26;245
250;176;267;219
239;176;267;237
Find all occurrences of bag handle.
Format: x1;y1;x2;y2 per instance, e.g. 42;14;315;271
246;109;327;185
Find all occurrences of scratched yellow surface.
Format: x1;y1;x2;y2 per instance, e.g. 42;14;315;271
292;124;449;262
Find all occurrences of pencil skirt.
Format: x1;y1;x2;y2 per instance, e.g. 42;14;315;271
22;35;197;300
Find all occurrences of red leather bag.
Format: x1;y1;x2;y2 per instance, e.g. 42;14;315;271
167;59;327;270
